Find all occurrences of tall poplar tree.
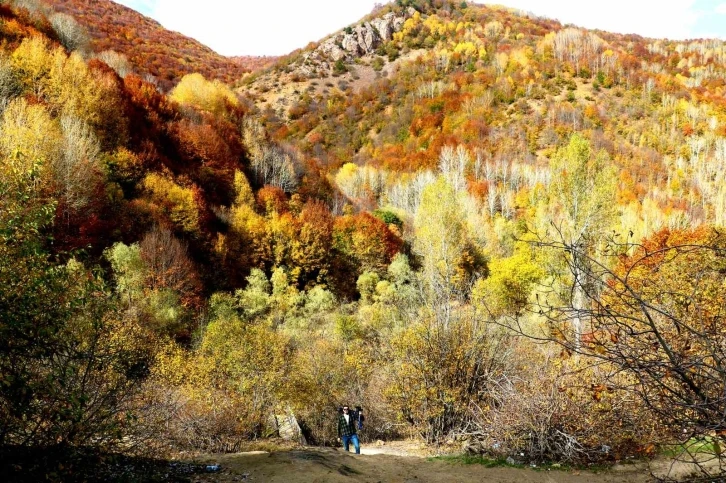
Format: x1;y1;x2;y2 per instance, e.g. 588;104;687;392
543;134;617;346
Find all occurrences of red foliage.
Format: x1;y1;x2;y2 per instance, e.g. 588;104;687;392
467;180;490;201
173;120;234;167
296;158;336;203
620;226;715;272
256;186;289;214
230;55;279;72
333;212;402;269
44;0;249;91
0;5;60;48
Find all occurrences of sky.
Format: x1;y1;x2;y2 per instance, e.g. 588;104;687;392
115;0;726;56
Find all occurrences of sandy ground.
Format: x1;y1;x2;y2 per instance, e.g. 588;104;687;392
188;446;655;483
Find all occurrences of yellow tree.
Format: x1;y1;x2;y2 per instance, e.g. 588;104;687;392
413;176;469;312
11;36;54;98
541;134;616;346
142;173;201;235
0;98;61;176
170;73;239;117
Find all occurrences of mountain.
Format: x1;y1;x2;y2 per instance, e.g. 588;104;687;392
244;0;726;240
43;0;252;90
231;55;279;72
4;1;726;478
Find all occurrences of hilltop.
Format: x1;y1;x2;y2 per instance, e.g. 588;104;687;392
244;0;726;240
232;54;279;72
44;0;253;89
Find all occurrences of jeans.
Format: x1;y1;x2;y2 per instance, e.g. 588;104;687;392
341;434;360;454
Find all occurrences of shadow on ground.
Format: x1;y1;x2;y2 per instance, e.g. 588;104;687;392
0;446;212;483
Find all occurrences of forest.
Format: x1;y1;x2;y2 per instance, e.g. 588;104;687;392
1;0;726;481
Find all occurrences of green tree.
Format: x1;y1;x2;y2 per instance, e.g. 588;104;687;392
540;134;616;346
472;240;543;318
236;268;272;319
414;176;468;307
0;151;151;451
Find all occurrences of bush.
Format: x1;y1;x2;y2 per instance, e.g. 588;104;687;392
472;348;657;464
386;311;512;443
0;152;155;453
372;209;403;228
145;313;291;452
333;59;347;76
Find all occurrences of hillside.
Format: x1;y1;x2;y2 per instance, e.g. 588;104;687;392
3;1;726;481
247;0;726;240
44;0;251;90
232;55;279;72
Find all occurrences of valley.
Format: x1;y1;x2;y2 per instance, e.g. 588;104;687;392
1;0;726;481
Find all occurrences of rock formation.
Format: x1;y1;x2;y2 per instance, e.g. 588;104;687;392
300;9;412;75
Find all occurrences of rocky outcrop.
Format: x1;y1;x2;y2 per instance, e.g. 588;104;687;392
319;42;347;62
300;9;412;74
269;412;306;445
370;13;395;42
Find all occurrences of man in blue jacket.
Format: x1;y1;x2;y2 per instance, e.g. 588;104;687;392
337;405;360;454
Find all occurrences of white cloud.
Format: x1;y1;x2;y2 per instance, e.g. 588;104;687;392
716;2;726;14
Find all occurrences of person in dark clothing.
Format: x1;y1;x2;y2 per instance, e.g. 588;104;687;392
337;405;360;454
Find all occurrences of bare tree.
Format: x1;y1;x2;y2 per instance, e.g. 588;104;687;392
57;115;101;211
524;228;726;479
243;117;299;192
0;56;20;113
541;135;616;347
439;145;470;193
139;226;200;306
250;143;299;192
49;13;90;54
97;50;133;78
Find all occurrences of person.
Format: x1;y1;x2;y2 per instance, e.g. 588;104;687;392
337;405;360;454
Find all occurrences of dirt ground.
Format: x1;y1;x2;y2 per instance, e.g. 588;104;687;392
188;445;657;483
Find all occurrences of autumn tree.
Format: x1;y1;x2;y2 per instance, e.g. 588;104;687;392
539;134;616;346
49;12;89;53
0;97;60;170
386;307;512;443
142;173;201;235
47;49;126;143
107;226;201;339
139;225;201;307
0;149;152;454
291;200;334;286
11;35;54;97
0;55;20;107
170;72;239;118
57;114;101;210
413;176;483;309
97;49;132;78
243;118;299;192
332;212;402;296
531;227;726;475
250;144;298;193
472;239;542;319
150;297;291;450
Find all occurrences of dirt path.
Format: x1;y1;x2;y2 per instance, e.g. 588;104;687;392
190;448;654;483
